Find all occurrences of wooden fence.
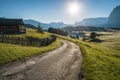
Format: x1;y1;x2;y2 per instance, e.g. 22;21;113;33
0;34;57;47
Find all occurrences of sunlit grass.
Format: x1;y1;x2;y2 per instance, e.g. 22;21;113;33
0;38;60;65
98;31;120;50
0;28;61;65
79;41;120;80
8;28;50;38
55;32;120;80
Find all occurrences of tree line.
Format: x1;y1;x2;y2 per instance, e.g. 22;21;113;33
48;27;68;36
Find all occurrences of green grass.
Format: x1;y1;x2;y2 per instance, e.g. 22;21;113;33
0;28;61;65
55;32;120;80
0;38;61;65
98;31;120;50
79;41;120;80
8;28;50;38
0;29;120;79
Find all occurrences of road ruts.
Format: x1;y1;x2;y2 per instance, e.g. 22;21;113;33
0;40;83;80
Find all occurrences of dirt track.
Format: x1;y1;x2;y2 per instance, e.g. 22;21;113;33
0;40;83;80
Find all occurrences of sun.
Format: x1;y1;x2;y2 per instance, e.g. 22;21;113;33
67;1;80;15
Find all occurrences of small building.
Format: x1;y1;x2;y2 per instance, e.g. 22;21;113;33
0;18;26;34
69;31;86;39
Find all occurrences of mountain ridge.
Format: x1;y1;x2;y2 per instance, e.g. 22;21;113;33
75;17;108;27
24;19;67;29
24;5;120;29
107;5;120;28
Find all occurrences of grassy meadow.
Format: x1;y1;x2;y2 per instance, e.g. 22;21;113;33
56;31;120;80
8;28;50;38
0;29;61;65
0;38;60;64
98;31;120;51
0;28;120;80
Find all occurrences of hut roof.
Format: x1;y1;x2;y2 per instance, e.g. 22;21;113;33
0;18;23;26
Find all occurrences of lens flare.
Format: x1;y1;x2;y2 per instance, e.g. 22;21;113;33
67;1;80;15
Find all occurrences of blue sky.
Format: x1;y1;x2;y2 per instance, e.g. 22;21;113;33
0;0;120;24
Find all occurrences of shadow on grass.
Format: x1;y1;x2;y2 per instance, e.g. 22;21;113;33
89;38;103;43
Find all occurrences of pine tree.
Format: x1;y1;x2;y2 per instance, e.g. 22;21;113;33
37;24;43;34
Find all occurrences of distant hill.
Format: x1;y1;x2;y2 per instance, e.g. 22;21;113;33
75;17;108;27
24;19;40;27
24;19;49;29
74;5;120;29
107;5;120;28
24;19;67;29
49;22;67;28
24;24;37;29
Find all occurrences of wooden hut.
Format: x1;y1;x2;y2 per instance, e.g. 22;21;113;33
0;18;25;33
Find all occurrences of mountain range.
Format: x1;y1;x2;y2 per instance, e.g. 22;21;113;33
24;18;107;30
24;5;120;30
24;19;67;29
75;17;108;27
107;5;120;28
75;5;120;28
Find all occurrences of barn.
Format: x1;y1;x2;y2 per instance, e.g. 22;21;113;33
0;18;26;34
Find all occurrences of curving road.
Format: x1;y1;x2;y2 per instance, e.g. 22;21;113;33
0;40;83;80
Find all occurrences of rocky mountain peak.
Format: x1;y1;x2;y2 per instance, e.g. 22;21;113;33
108;5;120;26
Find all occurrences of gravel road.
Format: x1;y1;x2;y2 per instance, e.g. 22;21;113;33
0;40;83;80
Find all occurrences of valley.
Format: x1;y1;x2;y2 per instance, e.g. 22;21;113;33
0;0;120;80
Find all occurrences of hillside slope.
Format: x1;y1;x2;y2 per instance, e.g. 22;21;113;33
75;17;108;27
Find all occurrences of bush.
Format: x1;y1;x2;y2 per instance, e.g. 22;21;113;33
90;32;97;40
48;27;68;36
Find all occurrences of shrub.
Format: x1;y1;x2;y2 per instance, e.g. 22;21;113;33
48;27;68;36
37;24;44;34
90;32;97;40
